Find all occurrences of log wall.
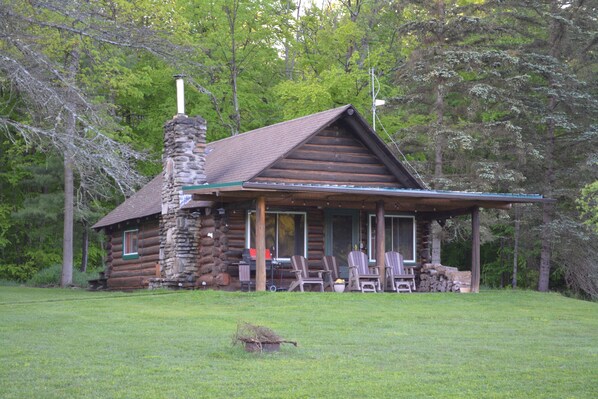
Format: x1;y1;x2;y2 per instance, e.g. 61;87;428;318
253;127;403;187
105;218;160;290
218;207;326;281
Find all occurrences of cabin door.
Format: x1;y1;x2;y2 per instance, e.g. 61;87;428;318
325;210;359;278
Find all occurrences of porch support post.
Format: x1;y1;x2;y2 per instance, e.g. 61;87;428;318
256;196;266;292
471;207;480;293
376;200;386;291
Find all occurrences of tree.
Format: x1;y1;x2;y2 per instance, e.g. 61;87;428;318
0;0;192;285
185;0;285;136
578;181;598;232
494;0;598;293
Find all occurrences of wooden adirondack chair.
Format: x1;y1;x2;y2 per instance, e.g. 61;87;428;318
238;261;252;292
322;256;340;291
347;251;381;292
384;251;416;292
288;255;324;292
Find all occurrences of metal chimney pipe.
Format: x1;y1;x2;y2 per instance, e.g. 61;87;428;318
174;74;185;115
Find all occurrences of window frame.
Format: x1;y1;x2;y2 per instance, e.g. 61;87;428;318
367;214;416;263
246;211;308;261
122;229;139;260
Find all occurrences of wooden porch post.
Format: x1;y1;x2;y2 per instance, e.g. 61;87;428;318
471;207;480;293
376;200;386;291
256;196;266;292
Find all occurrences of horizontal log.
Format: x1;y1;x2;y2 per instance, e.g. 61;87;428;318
201;218;215;228
252;176;399;188
110;261;158;272
112;246;160;259
288;147;375;161
307;135;364;147
107;276;146;289
110;226;159;243
316;128;344;137
111;254;159;266
258;169;399;184
110;268;158;278
138;235;160;247
271;158;388;175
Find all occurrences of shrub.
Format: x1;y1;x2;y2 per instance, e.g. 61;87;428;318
0;262;38;282
26;264;100;288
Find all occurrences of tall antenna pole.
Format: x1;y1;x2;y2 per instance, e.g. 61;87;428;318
371;67;376;131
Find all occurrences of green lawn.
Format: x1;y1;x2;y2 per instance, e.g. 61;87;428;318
0;288;596;398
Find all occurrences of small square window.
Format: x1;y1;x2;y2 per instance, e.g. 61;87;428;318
123;230;139;259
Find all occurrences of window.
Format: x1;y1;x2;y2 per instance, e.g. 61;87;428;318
247;211;306;260
368;215;415;262
123;229;139;259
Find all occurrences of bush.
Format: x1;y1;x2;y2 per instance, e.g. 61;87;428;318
0;262;38;281
26;264;100;288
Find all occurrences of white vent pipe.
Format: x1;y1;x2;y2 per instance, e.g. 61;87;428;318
174;74;185;115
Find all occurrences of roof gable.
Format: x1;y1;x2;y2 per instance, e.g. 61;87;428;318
251;109;422;189
204;105;352;184
252;124;405;187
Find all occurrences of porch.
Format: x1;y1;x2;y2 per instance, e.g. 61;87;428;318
185;182;550;293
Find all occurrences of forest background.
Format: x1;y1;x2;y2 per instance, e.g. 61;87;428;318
0;0;596;298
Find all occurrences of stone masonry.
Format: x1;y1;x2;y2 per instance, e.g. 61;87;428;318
158;115;207;285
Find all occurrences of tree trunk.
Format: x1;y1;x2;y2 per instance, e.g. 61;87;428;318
80;221;88;273
61;45;79;287
225;1;241;136
431;82;445;265
431;1;446;265
512;207;520;289
539;1;561;292
61;149;74;287
471;207;480;293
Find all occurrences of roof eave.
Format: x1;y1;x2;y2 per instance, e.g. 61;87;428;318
241;182;554;205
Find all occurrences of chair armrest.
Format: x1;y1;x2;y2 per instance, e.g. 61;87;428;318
404;266;416;274
307;270;325;278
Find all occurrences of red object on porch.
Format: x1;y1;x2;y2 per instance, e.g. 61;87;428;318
249;248;272;260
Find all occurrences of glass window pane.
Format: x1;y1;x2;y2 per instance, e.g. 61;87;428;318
392;219;400;252
370;216;415;260
332;214;353;266
370;216;393;258
249;212;304;258
385;217;393;252
370;216;376;259
124;230;138;255
249;213;276;251
398;218;414;260
277;214;305;258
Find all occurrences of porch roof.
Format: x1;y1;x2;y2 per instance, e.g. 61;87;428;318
183;180;553;216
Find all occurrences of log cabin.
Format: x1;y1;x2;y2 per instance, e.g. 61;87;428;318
93;102;552;292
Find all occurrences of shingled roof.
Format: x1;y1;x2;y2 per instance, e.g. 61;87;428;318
93;175;162;229
93;105;420;229
205;105;352;184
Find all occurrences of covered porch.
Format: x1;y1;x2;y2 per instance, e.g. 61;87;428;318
185;181;551;293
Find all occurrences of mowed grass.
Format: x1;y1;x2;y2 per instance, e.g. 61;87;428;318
0;287;596;398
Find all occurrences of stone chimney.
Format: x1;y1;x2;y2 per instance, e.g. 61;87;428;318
158;76;207;285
